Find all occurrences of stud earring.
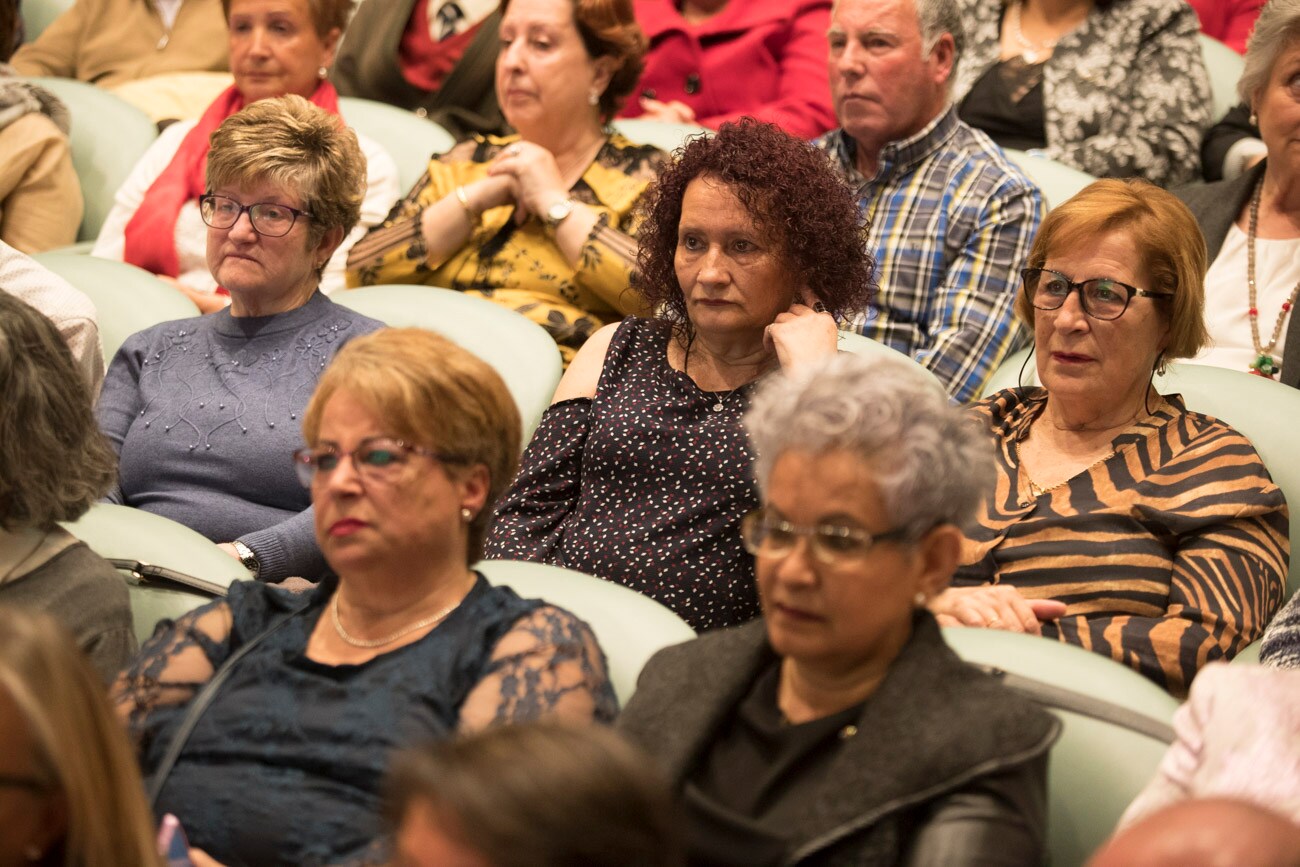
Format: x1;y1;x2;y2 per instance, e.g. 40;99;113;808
318;65;329;79
588;89;599;106
914;592;927;608
1250;111;1258;126
460;507;473;522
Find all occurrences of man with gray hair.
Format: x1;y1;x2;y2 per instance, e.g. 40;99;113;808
814;0;1043;402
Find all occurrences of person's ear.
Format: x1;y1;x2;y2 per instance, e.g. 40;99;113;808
591;55;619;104
927;32;956;87
320;26;342;70
311;225;346;269
457;463;492;518
912;523;963;601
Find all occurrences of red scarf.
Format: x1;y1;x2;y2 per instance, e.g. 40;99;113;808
122;81;341;278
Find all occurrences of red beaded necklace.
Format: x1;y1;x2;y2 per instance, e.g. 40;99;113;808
1246;179;1300;378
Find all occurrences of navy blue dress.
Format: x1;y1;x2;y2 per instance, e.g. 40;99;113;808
119;575;615;866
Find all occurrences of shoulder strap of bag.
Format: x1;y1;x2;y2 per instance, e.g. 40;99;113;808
146;602;310;808
973;663;1175;743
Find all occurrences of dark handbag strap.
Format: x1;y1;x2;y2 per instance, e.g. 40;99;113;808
974;664;1176;743
146;603;309;808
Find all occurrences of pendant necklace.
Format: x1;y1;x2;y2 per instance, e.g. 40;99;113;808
1007;1;1060;64
1245;179;1299;379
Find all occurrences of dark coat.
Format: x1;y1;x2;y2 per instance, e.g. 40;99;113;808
618;614;1061;866
1175;161;1300;388
330;1;505;141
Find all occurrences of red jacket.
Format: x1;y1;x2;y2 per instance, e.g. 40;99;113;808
623;0;836;139
1189;0;1263;53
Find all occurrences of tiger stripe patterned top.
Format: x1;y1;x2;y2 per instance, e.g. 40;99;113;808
956;387;1290;697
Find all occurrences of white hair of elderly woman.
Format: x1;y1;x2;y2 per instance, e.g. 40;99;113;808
745;353;995;539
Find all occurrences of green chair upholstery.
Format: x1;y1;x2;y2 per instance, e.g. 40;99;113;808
20;0;74;40
60;503;253;643
943;627;1177;867
1200;34;1245;121
835;330;947;394
980;344;1034;397
1003;148;1097;210
25;77;158;242
477;559;695;705
334;284;563;446
338;96;455;193
33;251;199;363
610;118;711;154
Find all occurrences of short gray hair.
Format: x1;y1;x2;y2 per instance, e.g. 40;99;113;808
1240;0;1300;105
917;0;964;68
745;353;993;538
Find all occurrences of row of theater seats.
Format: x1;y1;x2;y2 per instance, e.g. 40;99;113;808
40;239;1291;867
27;32;1248;247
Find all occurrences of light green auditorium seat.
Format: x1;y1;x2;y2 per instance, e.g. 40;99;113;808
943;626;1177;867
477;559;695;705
338;96;455;192
33;251;198;363
334;284;563;446
610;118;712;154
61;503;252;643
1003;148;1097;210
835;329;947;395
25;77;158;242
1200;34;1245;121
19;0;73;41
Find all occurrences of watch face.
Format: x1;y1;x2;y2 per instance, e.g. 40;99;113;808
547;199;574;225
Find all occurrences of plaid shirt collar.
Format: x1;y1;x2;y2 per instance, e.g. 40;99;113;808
825;105;961;190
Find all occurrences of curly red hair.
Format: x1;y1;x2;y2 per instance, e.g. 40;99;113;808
634;119;875;332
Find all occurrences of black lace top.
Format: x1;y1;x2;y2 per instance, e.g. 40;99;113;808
486;317;761;631
958;57;1048;152
113;575;615;866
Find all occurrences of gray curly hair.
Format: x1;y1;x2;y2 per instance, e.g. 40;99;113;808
1240;0;1300;105
745;353;993;538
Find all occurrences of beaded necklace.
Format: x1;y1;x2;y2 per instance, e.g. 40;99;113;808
1007;1;1060;63
1246;179;1300;379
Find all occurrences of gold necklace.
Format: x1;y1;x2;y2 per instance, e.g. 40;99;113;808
330;592;461;649
1245;179;1300;379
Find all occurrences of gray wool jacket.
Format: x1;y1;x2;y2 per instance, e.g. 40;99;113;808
1174;161;1300;389
618;613;1061;866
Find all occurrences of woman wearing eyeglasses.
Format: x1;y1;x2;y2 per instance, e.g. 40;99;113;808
96;96;383;583
619;352;1059;866
113;327;614;866
931;179;1289;697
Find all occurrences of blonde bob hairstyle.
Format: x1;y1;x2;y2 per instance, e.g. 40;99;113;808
206;94;366;249
0;609;160;867
1018;178;1209;365
302;329;521;564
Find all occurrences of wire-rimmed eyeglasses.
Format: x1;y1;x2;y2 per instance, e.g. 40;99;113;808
292;437;465;488
740;507;908;565
1023;267;1171;321
199;193;313;237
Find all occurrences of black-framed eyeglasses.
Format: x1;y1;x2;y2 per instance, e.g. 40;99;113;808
740;507;908;565
0;773;54;794
292;437;465;488
199;193;313;237
1023;268;1171;321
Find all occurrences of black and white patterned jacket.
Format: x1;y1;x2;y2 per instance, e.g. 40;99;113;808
951;0;1212;187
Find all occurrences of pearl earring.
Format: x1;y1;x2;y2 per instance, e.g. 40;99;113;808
461;507;473;522
914;592;927;607
318;65;328;79
1250;111;1258;126
588;90;599;106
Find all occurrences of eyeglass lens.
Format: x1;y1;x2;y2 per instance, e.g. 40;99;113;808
201;196;300;237
1028;269;1133;320
294;440;412;487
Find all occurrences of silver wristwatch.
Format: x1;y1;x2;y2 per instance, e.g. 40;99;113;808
231;540;261;578
544;197;576;228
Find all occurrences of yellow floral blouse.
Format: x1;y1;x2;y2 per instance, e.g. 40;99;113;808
346;133;667;362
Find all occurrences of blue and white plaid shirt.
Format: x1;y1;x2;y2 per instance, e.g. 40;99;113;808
814;107;1043;402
